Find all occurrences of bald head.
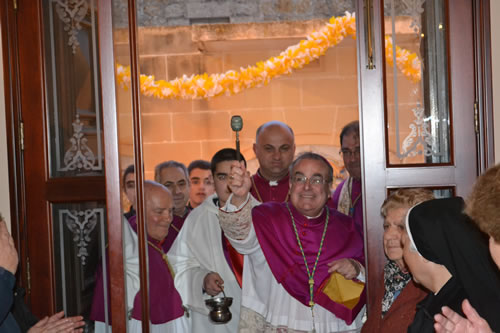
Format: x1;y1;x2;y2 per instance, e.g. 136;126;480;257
253;121;296;181
144;180;174;241
255;121;293;142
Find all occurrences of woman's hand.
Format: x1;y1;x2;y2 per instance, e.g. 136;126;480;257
434;299;492;333
28;311;84;333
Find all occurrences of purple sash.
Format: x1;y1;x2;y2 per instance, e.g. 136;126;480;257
329;178;363;237
163;211;190;252
128;216;184;323
90;216;184;324
252;202;366;324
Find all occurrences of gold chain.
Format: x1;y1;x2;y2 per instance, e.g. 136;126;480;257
286;203;329;333
147;241;176;278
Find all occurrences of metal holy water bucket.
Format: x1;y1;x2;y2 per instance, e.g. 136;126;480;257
205;296;233;324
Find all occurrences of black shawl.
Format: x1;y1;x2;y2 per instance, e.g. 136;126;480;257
406;197;500;332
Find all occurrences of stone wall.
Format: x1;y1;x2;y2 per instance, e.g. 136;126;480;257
114;15;422;180
112;0;356;28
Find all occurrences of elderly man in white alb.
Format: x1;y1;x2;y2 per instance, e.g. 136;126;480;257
220;152;366;333
92;181;189;332
169;148;260;332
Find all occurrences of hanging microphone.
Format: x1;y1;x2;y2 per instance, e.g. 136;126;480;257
231;115;243;161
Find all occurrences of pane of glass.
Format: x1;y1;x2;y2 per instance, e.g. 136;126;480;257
384;0;451;165
44;0;104;177
388;186;454;198
52;201;107;332
113;2;358;186
112;1;147;331
113;0;362;330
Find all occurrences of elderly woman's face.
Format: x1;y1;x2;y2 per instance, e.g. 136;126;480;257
383;207;409;263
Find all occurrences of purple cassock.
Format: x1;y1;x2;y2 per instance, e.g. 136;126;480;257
90;215;184;325
252;202;366;325
250;171;290;203
328;178;363;237
163;209;190;252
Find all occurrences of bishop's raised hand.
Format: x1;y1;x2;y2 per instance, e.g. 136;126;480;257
228;160;252;206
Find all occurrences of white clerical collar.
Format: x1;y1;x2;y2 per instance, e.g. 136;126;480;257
269;180;278;186
305;208;324;219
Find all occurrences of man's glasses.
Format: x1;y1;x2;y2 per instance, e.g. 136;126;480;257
339;147;361;158
292;175;330;186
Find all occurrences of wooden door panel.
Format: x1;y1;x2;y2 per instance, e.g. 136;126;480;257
361;0;479;314
9;1;107;326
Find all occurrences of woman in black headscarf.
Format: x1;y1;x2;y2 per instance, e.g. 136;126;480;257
402;197;500;333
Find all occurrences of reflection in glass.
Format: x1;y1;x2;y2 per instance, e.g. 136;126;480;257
384;0;451;165
52;202;107;332
113;0;359;185
112;0;361;330
44;0;104;177
388;186;454;198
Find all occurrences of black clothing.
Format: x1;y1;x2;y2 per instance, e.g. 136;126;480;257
0;267;21;333
407;197;500;332
408;277;465;333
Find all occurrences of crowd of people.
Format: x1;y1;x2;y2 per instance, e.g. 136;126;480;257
2;119;500;333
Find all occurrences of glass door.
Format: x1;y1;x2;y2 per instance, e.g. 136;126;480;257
360;0;478;309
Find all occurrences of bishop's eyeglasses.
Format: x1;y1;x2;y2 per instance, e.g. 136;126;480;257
291;174;331;186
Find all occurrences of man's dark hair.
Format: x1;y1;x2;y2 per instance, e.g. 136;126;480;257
339;121;360;146
123;164;135;187
188;160;211;176
289;152;333;183
154;161;189;183
210;148;247;174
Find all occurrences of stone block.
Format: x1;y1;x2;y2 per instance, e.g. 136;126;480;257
139;27;199;55
233;3;259;16
271;79;302;108
172;111;231;141
143;142;202;173
167;54;203;79
140;95;193;114
118;113;133;146
242;82;275;109
201;53;224;74
139;56;167;79
187;3;230;19
192;91;246;111
141;114;172;143
286;107;337;136
223;50;272;71
336;41;357;77
322;48;339;75
302;77;358;106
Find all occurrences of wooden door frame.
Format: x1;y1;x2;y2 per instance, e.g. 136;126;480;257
0;0;495;328
1;0;109;318
1;0;32;298
359;0;495;311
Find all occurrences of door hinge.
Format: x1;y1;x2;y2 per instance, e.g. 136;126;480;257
26;256;31;294
19;121;24;151
473;101;479;134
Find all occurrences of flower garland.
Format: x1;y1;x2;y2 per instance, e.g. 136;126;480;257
116;12;421;100
384;36;421;83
